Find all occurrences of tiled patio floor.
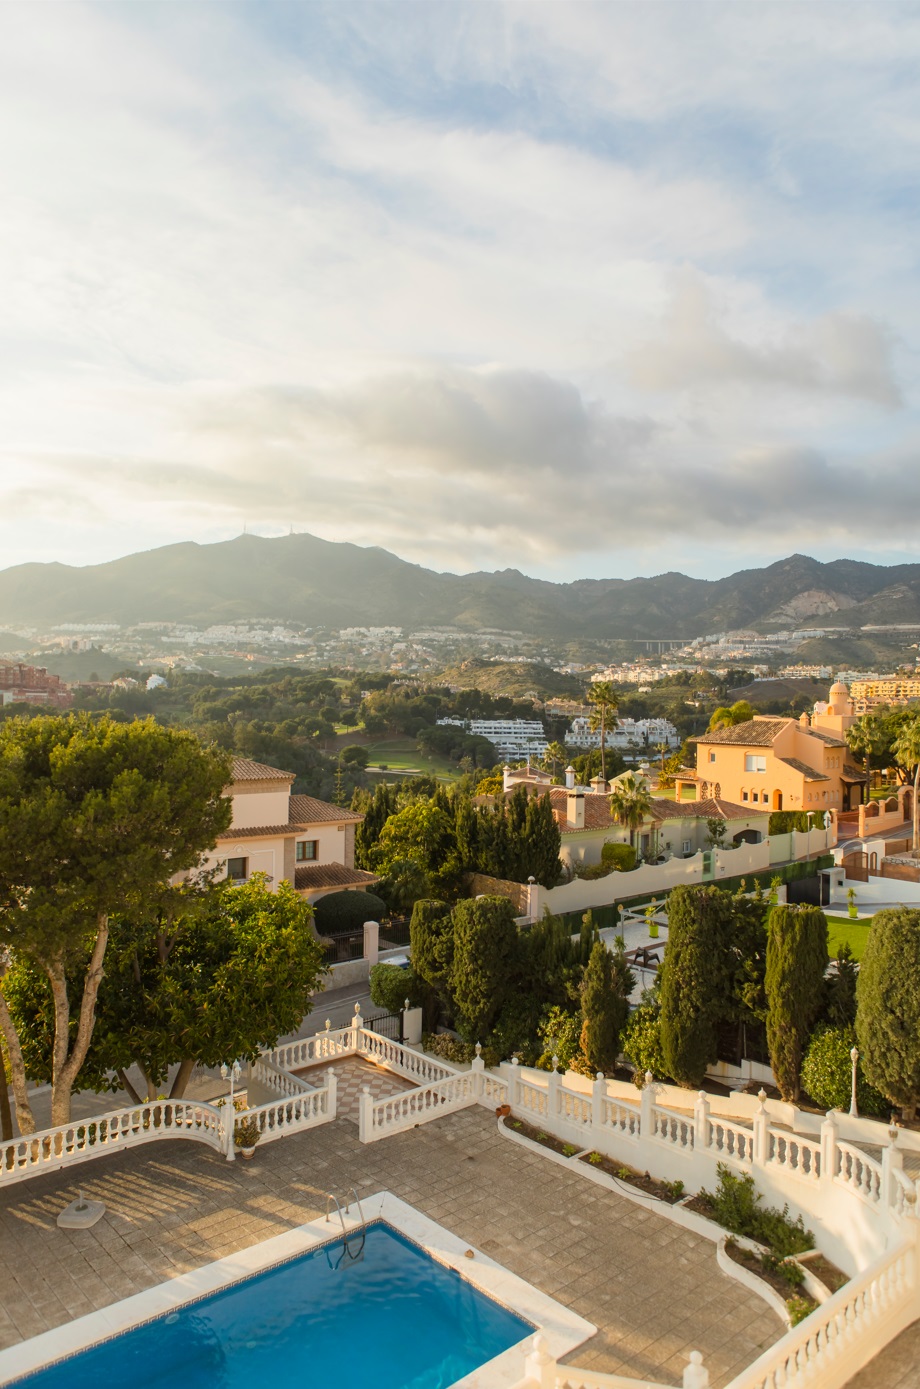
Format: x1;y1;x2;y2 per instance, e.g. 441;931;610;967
0;1106;783;1387
295;1056;416;1119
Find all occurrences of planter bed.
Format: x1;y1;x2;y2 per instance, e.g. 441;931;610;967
579;1151;686;1204
502;1116;581;1158
802;1251;849;1294
724;1240;818;1321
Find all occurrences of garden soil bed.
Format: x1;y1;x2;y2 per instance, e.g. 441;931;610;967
684;1192;717;1219
578;1151;686;1203
805;1252;849;1293
725;1240;817;1316
502;1115;581;1158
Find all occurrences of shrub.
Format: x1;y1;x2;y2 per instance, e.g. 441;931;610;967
700;1164;814;1255
573;862;613;880
857;907;920;1121
787;1295;815;1326
369;963;426;1016
801;1025;888;1117
422;1033;500;1069
601;842;637;872
622;994;668;1083
535;1005;583;1071
313;889;388;936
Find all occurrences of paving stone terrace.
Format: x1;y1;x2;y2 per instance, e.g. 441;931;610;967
0;1088;783;1388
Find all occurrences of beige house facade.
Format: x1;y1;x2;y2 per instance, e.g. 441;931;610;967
675;681;865;814
200;758;379;903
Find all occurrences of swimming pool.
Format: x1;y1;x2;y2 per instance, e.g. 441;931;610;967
10;1222;532;1389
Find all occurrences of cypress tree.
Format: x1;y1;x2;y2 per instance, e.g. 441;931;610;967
579;939;633;1075
659;885;734;1088
354;783;398;869
409;898;454;1007
450;896;520;1040
765;904;828;1102
523;792;563;888
856;907;920;1120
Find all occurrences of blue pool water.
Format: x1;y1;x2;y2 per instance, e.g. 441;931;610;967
16;1222;532;1389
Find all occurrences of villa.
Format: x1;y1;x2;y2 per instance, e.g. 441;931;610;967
197;757;379;903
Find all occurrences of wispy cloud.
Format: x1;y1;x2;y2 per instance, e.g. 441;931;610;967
0;1;917;579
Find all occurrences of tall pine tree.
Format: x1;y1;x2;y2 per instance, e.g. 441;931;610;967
765;903;828;1102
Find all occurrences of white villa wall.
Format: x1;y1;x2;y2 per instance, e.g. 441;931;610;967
202;822;351;888
228;787;291;829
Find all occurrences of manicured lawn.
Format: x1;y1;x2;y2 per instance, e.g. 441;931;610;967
825;915;872;961
363;737;460;781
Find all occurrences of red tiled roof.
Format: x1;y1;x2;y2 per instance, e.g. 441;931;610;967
230;758;294;782
217;823;295;841
544;788;764;833
776;756;830;782
288;795;362;825
691;719;793;748
294;863;380;891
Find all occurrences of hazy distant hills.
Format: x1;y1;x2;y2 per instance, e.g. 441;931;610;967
1;534;920;639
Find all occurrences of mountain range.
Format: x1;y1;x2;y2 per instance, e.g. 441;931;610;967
1;534;920;640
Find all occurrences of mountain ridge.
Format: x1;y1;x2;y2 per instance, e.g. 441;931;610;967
1;535;919;639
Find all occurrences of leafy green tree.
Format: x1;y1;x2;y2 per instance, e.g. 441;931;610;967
376;858;431;915
801;1025;887;1117
450;896;520;1040
622;987;667;1082
578;939;633;1076
707;701;754;732
601;842;637;871
409;899;454;1007
542;741;567;783
765;904;829;1102
522;792;562;887
705;818;728;849
535;1005;583;1071
587;681;619;784
369;962;426;1015
893;716;920;853
609;772;653;853
856;907;920;1120
0;714;231;1131
369;801;457;891
4;878;327;1104
659;886;734;1087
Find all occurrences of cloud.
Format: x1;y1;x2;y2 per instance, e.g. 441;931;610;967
629;272;901;405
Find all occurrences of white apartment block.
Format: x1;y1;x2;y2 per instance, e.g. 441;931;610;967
566;716;679;750
437;717;548;760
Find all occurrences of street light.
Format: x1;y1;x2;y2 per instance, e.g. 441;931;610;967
849;1045;859;1118
220;1059;242;1161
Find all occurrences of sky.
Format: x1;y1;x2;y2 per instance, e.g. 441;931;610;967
2;1;919;584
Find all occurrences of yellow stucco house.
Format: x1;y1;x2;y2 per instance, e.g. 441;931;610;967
676;681;866;814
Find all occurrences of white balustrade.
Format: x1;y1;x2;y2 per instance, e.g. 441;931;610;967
651;1105;695;1150
252;1057;315;1098
604;1097;641;1139
836;1141;882;1205
355;1028;454;1084
518;1077;549;1119
559;1088;593;1127
709;1117;755;1165
360;1072;476;1142
725;1241;916;1389
765;1129;822;1180
266;1028;353;1071
247;1079;335;1143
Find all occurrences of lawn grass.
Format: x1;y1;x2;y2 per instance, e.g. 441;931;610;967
825;915;872;961
363;736;460;781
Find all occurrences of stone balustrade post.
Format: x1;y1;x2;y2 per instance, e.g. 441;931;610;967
882;1125;905;1209
820;1110;838;1185
683;1350;709;1388
325;1070;337;1122
363;919;380;968
752;1089;768;1166
523;1333;556;1389
640;1070;655;1140
694;1091;711;1151
547;1057;560;1119
358;1085;373;1144
592;1072;607;1130
507;1057;521;1107
351;1002;363;1052
471;1042;485;1100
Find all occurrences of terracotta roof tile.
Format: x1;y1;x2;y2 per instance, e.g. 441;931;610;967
692;719;793;748
294;863;380;890
217;823;296;840
231;758;294;782
544;788;764;833
801;728;847;748
289;795;362;825
777;757;830;782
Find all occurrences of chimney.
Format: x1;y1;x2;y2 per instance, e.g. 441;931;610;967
566;789;585;830
565;765;576;790
503;764;512;792
590;775;609;796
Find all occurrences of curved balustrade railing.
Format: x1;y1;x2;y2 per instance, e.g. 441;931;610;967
252;1057;315;1098
836;1140;883;1204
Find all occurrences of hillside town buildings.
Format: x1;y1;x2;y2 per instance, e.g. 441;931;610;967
0;662;72;708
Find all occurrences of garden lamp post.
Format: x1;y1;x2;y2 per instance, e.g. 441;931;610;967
850;1045;859;1118
220;1059;242;1161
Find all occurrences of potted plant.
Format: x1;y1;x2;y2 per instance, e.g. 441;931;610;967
234;1115;262;1159
847;886;859;920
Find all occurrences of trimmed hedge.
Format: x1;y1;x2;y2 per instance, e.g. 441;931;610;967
601;842;638;872
313;889;389;936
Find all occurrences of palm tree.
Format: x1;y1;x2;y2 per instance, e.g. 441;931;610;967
609;772;654;857
894;716;920;854
587;681;619;785
542;740;567;783
846;712;885;806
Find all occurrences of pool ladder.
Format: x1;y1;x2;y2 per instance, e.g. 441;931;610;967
324;1188;366;1268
